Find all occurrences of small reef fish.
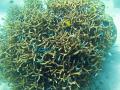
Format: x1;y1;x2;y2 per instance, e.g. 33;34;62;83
9;0;14;3
64;19;71;27
100;21;109;27
36;47;51;53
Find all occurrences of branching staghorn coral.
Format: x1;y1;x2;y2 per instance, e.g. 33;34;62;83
0;0;117;90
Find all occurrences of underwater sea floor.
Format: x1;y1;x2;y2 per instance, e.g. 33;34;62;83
91;11;120;90
91;0;120;90
0;0;120;90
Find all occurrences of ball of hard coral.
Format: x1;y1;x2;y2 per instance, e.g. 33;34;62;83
0;0;117;90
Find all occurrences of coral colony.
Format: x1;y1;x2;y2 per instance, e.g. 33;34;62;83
0;0;117;90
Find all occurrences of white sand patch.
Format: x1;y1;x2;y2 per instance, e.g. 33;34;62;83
0;82;10;90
